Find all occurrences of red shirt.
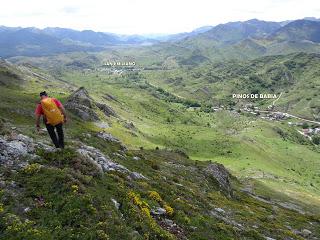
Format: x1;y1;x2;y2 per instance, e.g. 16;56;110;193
35;97;62;115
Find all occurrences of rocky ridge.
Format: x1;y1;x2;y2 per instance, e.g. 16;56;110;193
65;87;117;121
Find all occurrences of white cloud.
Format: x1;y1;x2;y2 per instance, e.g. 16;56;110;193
0;0;319;34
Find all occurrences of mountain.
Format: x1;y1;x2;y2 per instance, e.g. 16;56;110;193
163;19;282;43
43;27;121;45
114;34;159;45
8;19;320;70
149;19;320;66
197;19;282;43
0;26;22;32
0;27;158;58
1;18;320;59
43;28;158;46
269;20;320;42
303;17;320;22
160;26;214;42
0;27;103;58
148;19;284;66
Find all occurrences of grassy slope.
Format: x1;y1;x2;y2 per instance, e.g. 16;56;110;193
0;59;320;239
2;143;320;239
1;55;319;218
32;60;319;214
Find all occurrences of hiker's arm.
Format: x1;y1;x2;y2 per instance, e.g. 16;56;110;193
59;106;68;122
35;114;41;130
35;104;43;130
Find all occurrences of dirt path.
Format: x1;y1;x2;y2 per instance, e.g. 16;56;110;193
272;92;283;106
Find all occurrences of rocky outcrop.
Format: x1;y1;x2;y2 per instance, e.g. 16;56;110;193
151;207;166;216
96;102;117;117
67;87;93;108
0;133;54;169
77;144;146;180
65;87;117;121
124;122;136;130
103;93;118;102
65;87;99;121
96;131;127;151
77;144;126;173
96;132;121;143
94;122;109;129
209;209;244;231
0;129;144;181
204;163;232;196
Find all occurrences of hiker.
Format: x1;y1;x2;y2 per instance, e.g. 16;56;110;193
35;91;67;148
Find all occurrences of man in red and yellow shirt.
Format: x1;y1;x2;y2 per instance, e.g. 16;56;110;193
35;91;67;148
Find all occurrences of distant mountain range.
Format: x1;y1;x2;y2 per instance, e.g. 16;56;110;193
197;19;282;43
0;17;320;58
0;26;160;57
169;18;320;65
181;18;320;45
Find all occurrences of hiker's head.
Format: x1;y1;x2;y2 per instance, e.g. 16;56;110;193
40;91;48;99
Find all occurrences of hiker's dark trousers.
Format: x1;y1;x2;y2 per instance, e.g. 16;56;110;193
46;123;64;148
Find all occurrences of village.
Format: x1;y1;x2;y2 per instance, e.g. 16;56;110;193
240;103;320;142
197;102;320;143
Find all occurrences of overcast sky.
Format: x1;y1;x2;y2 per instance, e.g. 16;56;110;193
0;0;319;34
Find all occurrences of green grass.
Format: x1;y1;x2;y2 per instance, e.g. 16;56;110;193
1;52;320;237
1;146;319;239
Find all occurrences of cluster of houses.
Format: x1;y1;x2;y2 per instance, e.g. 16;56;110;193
301;127;320;135
242;104;259;113
297;126;320;139
243;106;320;142
241;104;291;121
188;103;320;143
187;101;320;144
299;127;320;138
81;66;142;75
262;112;289;121
95;66;141;75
